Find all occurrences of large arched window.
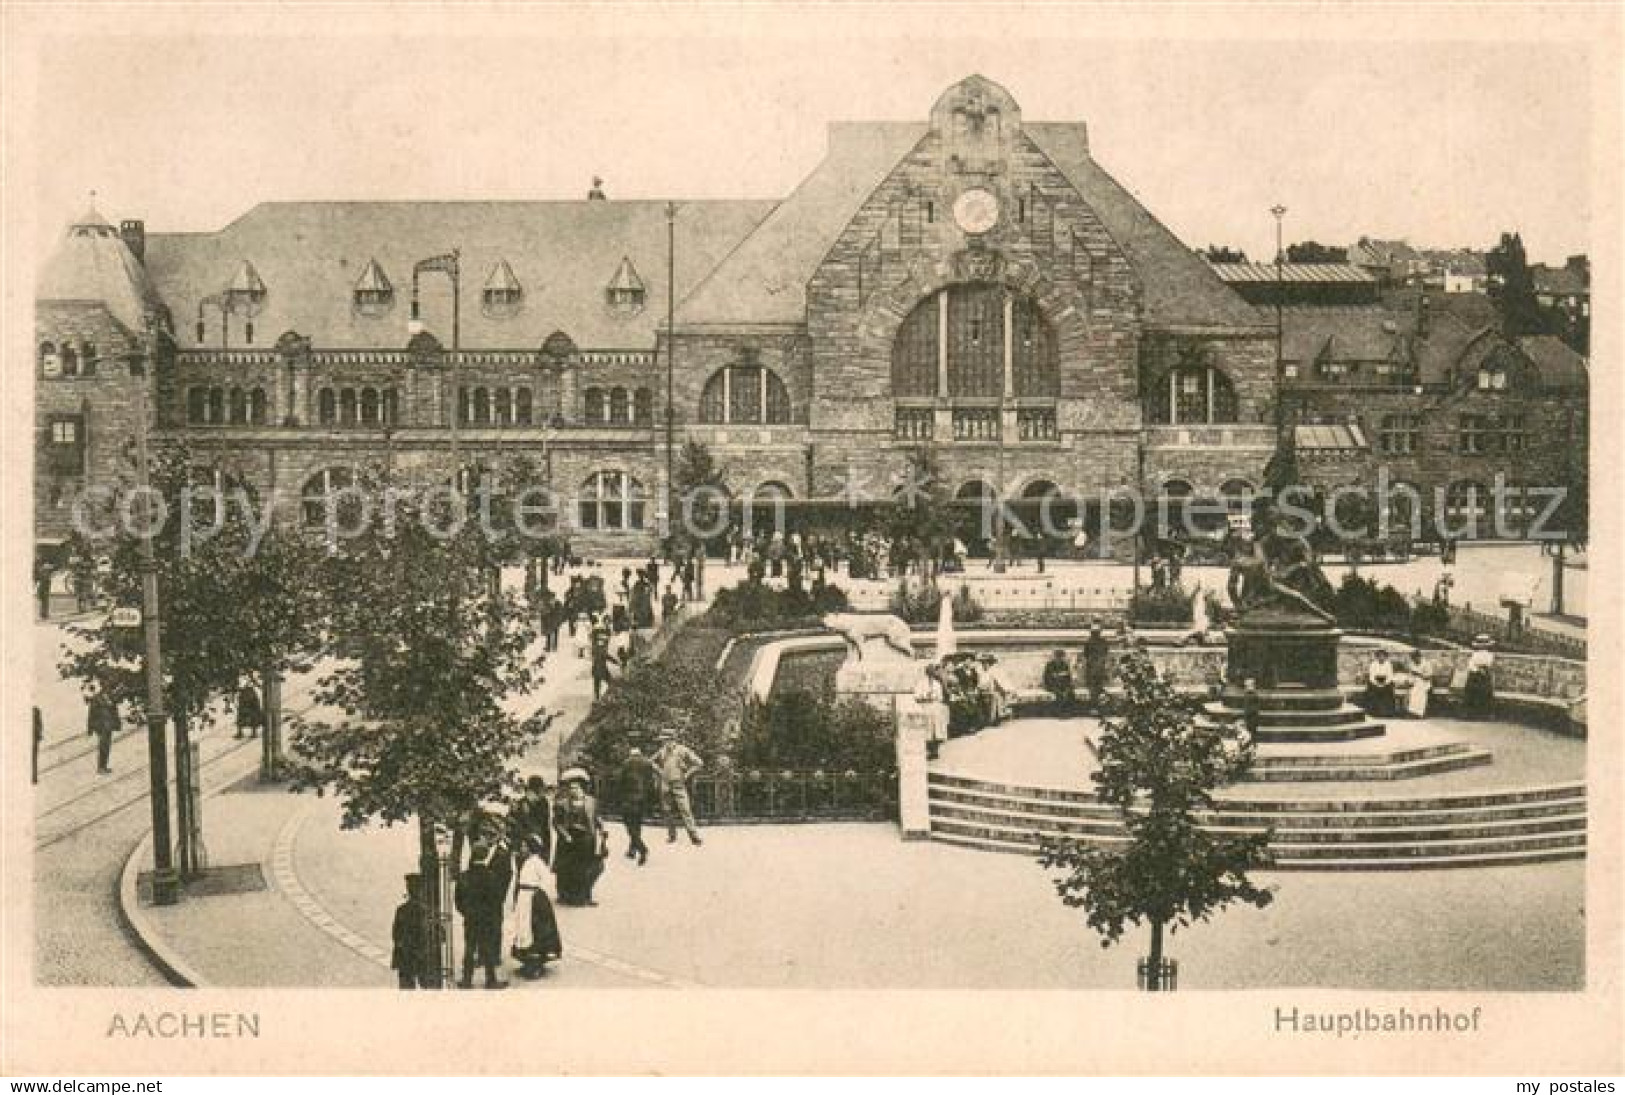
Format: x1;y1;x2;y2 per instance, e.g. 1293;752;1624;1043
339;388;358;427
249;387;268;425
360;387;380;426
318;388;337;426
60;344;80;377
302;467;359;528
609;387;630;425
229;388;248;425
39;341;58;376
472;387;491;426
515;387;533;426
495;388;513;426
578;471;646;531
188;387;208;424
208;387;225;425
585;387;605;424
382;389;399;426
698;365;792;425
1148;363;1239;425
890;284;1057;400
633;387;653;426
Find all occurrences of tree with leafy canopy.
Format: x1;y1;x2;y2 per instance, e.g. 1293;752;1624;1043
888;443;956;572
60;442;319;870
1486;232;1552;337
1285;241;1347;263
668;439;730;558
1202;245;1248;264
1038;651;1274;990
287;468;550;987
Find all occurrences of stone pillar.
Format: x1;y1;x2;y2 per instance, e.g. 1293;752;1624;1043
894;697;932;840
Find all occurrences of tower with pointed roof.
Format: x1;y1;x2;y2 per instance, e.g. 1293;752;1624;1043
35;201;170;551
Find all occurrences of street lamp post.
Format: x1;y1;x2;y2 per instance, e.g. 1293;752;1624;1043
1271;204;1288;448
665;202;677;520
411;251;462;487
134;323;178;905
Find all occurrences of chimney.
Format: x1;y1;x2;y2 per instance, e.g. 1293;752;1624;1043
1416;292;1430;338
587;176;606;201
120;219;145;263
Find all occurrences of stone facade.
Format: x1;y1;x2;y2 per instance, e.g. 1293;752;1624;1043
34;76;1585;558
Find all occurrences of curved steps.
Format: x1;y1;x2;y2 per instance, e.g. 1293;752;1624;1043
926;772;1586;870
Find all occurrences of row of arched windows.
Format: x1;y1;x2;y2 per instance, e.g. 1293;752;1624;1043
298;466;651;532
584;387;654;427
39;340;98;378
317;387;400;428
459;386;541;427
188;386;269;426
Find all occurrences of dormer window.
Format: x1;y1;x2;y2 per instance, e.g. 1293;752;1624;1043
605;256;645;317
352;258;394;318
482;259;524;319
1477;365;1508;391
225;260;268;317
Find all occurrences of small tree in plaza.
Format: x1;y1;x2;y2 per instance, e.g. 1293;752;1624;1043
288;473;548;988
60;443;319;873
887;443;954;572
1038;650;1274;990
670;439;730;555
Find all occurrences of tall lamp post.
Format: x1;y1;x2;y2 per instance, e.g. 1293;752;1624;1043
407;252;461;988
1271;204;1288;449
134;320;178;904
410;251;462;486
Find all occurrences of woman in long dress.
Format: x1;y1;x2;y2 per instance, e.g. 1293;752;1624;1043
510;852;563;978
1404;650;1433;718
913;664;950;759
552;771;606;906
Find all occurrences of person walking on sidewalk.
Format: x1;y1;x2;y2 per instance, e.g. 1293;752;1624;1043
390;873;432;990
552;769;606;906
616;746;657;865
235;681;265;740
652;728;704;846
590;619;615;700
86;684;119;775
455;837;512;990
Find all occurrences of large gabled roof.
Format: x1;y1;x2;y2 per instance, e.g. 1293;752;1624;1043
38;208;168;335
677;122;929;328
1517;334;1588;391
676;119;1267;331
143;199;775;350
1029;123;1266;330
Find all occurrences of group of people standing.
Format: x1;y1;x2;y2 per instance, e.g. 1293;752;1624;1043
390;729;708;991
1039;622;1115;714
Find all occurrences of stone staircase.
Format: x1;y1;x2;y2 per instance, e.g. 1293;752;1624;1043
926;771;1587;869
1241;741;1494;782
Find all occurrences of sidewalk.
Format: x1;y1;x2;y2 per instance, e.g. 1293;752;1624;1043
115;571;703;988
115;567;1585;991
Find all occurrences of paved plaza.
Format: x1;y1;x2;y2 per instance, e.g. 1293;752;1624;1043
32;545;1588;991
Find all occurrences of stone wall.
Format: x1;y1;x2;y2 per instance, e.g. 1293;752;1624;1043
35;302;149;544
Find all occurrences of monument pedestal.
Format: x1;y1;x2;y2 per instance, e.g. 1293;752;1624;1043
1213;614;1387;745
1224;614;1341;692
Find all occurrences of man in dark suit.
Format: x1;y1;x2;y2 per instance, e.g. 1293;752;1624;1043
86;685;119;775
616;747;657;866
455;837;512;990
390;873;431;990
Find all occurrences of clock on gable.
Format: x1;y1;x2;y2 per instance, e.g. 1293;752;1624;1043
952;187;1000;235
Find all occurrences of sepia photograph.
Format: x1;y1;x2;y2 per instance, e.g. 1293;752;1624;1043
3;1;1620;1079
